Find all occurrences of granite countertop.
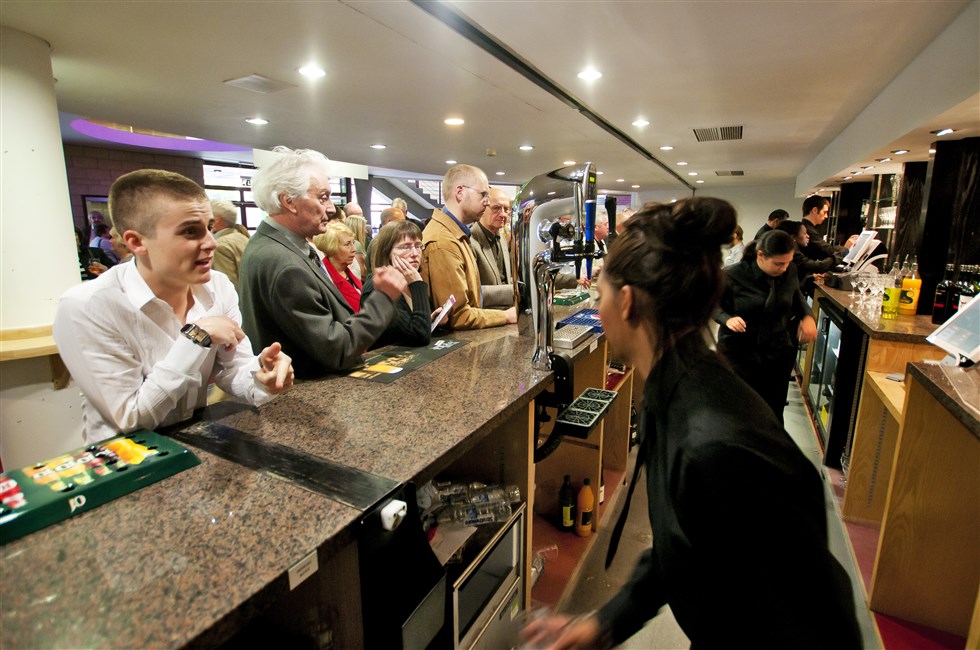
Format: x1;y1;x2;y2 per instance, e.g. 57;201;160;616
906;363;980;439
0;315;591;648
0;450;359;649
814;284;940;343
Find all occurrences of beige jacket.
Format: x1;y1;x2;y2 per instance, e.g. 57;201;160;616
213;227;250;291
421;209;508;330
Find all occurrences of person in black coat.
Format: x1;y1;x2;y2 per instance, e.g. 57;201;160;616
715;230;817;424
522;198;860;649
362;220;437;349
777;219;836;295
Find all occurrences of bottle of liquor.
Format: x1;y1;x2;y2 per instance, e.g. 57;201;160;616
882;261;902;319
559;475;575;532
599;470;605;505
438;501;512;526
959;264;978;309
575;478;595;538
932;264;959;324
899;256;921;315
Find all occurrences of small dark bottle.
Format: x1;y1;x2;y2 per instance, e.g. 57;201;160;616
559;474;575;531
628;401;639;449
932;264;959;324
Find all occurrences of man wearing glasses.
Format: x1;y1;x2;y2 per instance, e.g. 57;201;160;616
239;146;406;377
470;187;516;309
421;164;518;330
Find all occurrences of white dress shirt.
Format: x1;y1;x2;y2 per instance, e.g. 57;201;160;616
53;261;275;443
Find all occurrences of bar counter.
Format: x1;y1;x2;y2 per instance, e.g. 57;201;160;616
813;284;941;342
1;318;586;648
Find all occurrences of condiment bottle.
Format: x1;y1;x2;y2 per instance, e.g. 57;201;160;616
575;478;594;538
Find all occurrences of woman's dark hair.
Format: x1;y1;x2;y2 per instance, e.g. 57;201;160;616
743;229;796;260
371;220;423;269
603;197;737;353
775;219;805;246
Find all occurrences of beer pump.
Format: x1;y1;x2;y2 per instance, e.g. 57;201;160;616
511;162;601;371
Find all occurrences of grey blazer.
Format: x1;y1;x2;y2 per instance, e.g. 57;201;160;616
469;225;515;309
239;220;394;378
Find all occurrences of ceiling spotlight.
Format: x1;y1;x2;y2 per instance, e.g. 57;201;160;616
577;68;602;81
445;159;457;165
597;171;604;175
245;117;268;125
844;176;853;180
659;146;674;151
297;64;326;78
929;148;937;154
876;157;891;163
891;149;909;155
861;166;874;170
677;161;688;166
632;119;650;127
696;180;705;184
495;171;506;176
369;144;386;150
687;172;698;176
444;117;465;126
616;178;625;183
519;145;534;151
631;185;640;189
930;128;955;136
563;160;576;165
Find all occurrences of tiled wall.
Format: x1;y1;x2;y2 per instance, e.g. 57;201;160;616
63;144;204;234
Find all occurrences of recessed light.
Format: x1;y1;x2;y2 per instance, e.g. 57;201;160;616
687;172;698;176
577;68;602;81
597;171;604;175
930;128;955;136
444;117;465;126
445;159;457;165
854;171;863;175
245;117;268;125
519;145;534;151
677;161;688;166
563;160;576;165
861;166;874;170
496;171;506;176
297;64;326;78
659;146;674;151
547;191;557;196
891;149;909;155
370;144;386;150
632;119;650;127
696;180;704;184
616;178;625;183
631;185;640;189
844;176;853;180
876;158;891;163
929;148;937;155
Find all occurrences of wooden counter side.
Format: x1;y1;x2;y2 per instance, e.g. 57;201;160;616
869;372;980;636
842;373;906;526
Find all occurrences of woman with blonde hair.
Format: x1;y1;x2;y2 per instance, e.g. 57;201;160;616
312;222;362;313
345;214;368;277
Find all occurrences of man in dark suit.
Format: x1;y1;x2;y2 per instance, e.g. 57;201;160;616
239;146;406;378
469;187;515;309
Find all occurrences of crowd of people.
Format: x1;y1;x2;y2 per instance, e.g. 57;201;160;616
55;149;861;647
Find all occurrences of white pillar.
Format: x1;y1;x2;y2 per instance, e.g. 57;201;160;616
1;27;84;468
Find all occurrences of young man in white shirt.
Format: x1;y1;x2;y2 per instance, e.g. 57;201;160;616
54;169;293;443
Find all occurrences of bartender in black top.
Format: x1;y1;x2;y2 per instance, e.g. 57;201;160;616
715;230;816;424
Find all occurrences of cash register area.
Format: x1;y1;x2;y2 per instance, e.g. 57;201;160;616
565;376;966;650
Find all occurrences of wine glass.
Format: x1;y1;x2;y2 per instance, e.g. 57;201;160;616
856;273;870;304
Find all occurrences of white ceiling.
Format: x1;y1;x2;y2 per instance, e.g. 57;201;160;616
2;0;977;195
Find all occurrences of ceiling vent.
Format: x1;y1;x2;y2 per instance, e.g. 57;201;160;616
223;74;296;94
715;170;745;176
693;126;743;142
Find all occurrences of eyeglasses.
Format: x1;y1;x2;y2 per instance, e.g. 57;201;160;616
460;185;490;201
394;243;423;252
489;205;512;214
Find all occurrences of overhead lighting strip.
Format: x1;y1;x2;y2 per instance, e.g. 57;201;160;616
410;0;694;192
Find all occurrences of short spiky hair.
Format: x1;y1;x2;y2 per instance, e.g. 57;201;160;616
108;169;207;236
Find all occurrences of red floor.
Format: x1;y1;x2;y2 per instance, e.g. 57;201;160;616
826;468;967;650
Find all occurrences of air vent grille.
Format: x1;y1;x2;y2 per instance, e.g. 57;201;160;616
693;126;744;142
223;74;296;94
715;170;745;176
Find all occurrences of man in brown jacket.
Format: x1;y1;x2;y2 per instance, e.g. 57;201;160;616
209;199;250;292
421;164;517;330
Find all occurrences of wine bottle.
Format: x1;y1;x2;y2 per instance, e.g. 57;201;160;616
559;475;575;531
575;478;595;538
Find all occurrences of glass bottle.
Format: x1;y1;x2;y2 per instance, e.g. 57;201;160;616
882;262;902;318
575;478;594;538
899;257;921;315
559;475;575;531
932;264;959;324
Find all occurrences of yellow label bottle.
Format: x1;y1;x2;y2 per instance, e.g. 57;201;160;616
575;478;595;538
899;261;921;315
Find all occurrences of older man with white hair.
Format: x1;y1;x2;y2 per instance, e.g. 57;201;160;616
239;146;406;377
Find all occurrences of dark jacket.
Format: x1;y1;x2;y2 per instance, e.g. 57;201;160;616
238;220;394;378
362;277;431;349
597;333;861;648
